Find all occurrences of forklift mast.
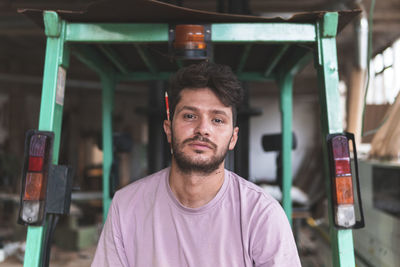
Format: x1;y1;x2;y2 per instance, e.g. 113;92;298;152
19;2;360;266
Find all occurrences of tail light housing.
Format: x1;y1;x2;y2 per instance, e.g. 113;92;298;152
18;130;54;225
327;132;365;229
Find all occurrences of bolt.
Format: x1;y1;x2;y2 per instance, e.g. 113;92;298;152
329;64;336;72
169;29;174;33
28;217;32;222
206;30;211;34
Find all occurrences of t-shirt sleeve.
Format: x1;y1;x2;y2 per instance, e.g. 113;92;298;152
251;202;301;267
91;197;129;267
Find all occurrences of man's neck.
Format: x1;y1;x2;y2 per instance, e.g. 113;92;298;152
169;162;225;209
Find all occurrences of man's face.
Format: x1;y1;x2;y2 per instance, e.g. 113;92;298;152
164;88;239;174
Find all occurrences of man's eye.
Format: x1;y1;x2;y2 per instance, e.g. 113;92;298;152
183;114;196;119
213;118;224;124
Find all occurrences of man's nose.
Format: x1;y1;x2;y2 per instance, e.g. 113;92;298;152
194;117;211;136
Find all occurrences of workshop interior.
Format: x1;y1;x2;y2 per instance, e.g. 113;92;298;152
0;0;399;266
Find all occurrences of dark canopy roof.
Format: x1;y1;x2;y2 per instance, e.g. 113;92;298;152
20;0;359;32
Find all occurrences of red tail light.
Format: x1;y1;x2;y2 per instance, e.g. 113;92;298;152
28;157;44;172
334;159;351;176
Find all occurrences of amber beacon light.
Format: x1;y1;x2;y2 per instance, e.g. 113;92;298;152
327;132;365;229
170;24;211;60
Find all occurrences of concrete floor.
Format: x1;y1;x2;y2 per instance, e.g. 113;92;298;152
1;246;95;267
1;222;331;267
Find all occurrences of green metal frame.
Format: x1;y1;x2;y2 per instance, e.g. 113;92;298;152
24;10;354;267
315;13;356;266
101;74;115;222
278;72;294;226
23;12;70;267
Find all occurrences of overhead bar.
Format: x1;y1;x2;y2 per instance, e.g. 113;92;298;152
66;23;316;43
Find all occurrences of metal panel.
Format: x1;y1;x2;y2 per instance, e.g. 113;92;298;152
24;11;69;267
354;161;400;267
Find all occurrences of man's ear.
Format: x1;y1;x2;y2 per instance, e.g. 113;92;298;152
163;119;172;143
228;126;239;150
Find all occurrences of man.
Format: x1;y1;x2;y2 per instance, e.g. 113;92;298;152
92;62;301;267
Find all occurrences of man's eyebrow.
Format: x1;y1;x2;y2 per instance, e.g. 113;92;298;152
177;106;229;117
177;106;199;113
211;110;229;117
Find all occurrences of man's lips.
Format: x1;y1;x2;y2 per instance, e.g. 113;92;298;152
188;141;213;149
182;136;217;150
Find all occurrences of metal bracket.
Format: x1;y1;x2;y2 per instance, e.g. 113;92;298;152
320;12;339;38
43;11;62;37
46;165;73;215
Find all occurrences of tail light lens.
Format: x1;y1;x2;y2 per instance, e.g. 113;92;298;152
23;173;45;200
28;157;44;172
335;176;354;205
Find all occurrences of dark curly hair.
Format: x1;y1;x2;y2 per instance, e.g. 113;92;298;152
168;62;243;126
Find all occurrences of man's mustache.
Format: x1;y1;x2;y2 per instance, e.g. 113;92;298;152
182;135;217;149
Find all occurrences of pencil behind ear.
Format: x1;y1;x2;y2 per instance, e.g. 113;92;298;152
165;91;170;121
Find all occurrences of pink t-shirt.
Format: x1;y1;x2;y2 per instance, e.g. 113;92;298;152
92;168;301;267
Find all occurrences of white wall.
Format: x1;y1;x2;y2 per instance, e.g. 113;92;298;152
249;94;320;182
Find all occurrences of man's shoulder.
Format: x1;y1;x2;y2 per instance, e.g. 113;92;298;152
113;167;169;203
227;170;291;236
227;170;279;208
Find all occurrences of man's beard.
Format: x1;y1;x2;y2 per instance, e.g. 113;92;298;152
171;132;231;175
